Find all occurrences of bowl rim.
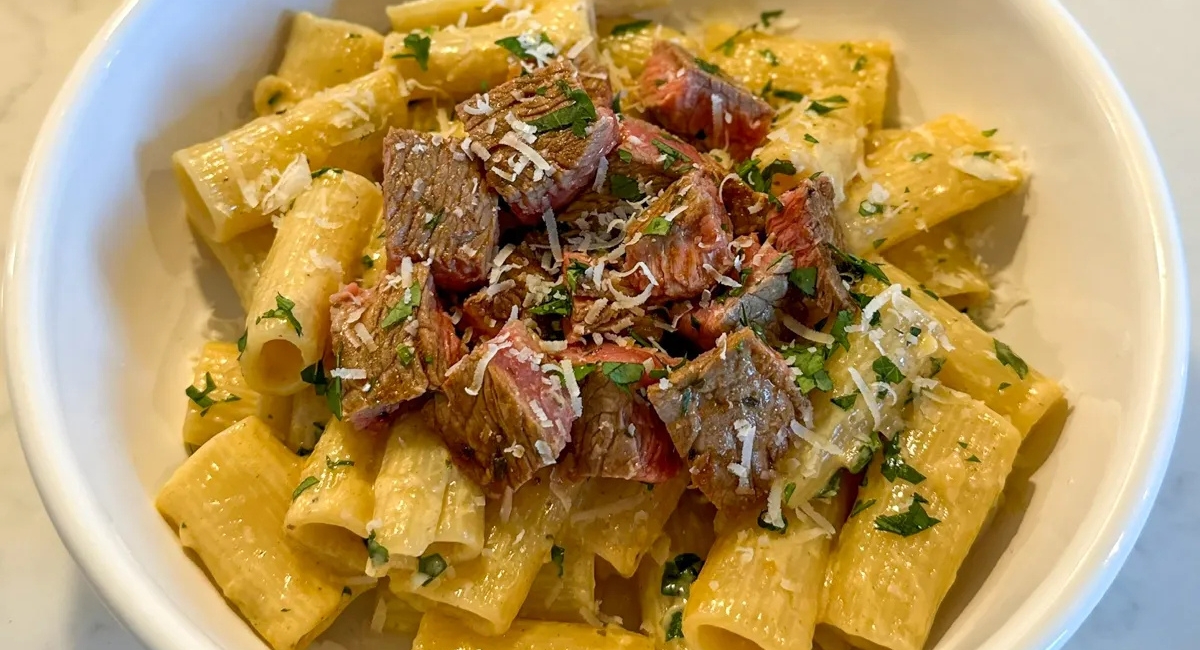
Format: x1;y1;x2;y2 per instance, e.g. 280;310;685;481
4;0;1189;649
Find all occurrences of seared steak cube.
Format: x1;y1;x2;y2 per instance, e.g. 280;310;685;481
383;129;499;292
639;41;774;160
766;175;857;326
676;241;794;349
722;174;779;236
559;344;683;483
431;320;577;496
461;244;558;338
330;262;455;429
647;328;810;514
416;270;467;389
622;170;734;302
456;60;620;224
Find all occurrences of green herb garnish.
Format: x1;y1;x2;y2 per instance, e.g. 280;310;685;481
257;293;303;336
993;340;1029;379
417;553;447;584
392;32;432;70
874;493;941;537
661;553;704;597
292;476;319;500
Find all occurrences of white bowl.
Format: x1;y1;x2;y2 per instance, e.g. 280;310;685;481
4;0;1188;648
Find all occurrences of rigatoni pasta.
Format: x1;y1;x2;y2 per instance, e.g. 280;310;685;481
174;69;405;242
253;12;385;116
819;386;1023;650
159;3;1069;649
156;417;369;650
239;171;381;395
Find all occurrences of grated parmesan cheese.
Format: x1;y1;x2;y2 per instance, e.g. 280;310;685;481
560;359;583;416
534;439;556;463
260;154;312;214
847;367;883;428
781;314;835;346
353;323;378;352
331;368;367;380
466;340;512;396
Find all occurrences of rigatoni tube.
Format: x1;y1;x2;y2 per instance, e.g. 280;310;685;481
173;69;405;242
819;386;1022;650
240;171;381;396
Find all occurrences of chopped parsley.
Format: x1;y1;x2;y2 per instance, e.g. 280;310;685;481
601;361;645;388
789;266;817;296
617;148;634;163
830;393;857;410
680;386;693;416
982;128;998;137
874;493;940;537
998;382;1011;391
417;553;448;585
780;343;832;394
653;139;691;172
853;55;867;72
643;217;673;236
257;293;303;336
237;330;247;354
565;259;590;292
713;24;756;56
529;285;572;317
804;133;820;144
529;81;597;137
366;531;390;565
735;158;796;194
880;433;926;484
423;210;444;230
666;610;684;641
660;553;704;597
967;455;982;463
830;309;854;351
814;471;841;499
266;90;284;106
872;238;888;249
291;476;319;500
380;283;422;329
610;19;653;36
973;150;994;159
311;167;342;178
958;440;969;449
693;57;721;75
993;340;1029;379
757;508;788;533
911;152;933;163
859;200;884;217
760;49;780;66
611;91;622;114
849;498;876;518
808;100;843;116
783;482;797;504
930;356;946;377
300;358;343;420
832;248;890;284
772;88;805;103
361;255;374;269
872;356;903;384
185;372;241;416
571;362;596;382
610;173;644;201
849;434;881;473
326;457;355;470
391;32;432;71
920;284;940;300
760;9;784;26
550;544;566;577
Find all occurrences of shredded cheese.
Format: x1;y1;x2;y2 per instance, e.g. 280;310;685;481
847;367;883;428
466;341;512;396
781;314;835;346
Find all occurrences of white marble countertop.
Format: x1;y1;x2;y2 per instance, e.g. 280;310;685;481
1;0;1197;648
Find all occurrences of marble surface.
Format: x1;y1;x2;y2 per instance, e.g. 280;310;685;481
0;0;1196;648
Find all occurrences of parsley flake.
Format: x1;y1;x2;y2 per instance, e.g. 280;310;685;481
258;293;303;336
881;433;926;484
391;33;432;71
609;173;644;201
417;553;447;585
380;283;422;329
610;19;652;36
366;531;390;565
872;356;903;384
661;553;704;597
850;498;876;517
874;493;941;537
292;476;319;500
643;217;673;236
529;82;597;137
993;340;1029;379
550;544;566;576
911;152;933;163
830;393;858;410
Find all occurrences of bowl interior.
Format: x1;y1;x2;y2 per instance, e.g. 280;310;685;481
8;0;1184;649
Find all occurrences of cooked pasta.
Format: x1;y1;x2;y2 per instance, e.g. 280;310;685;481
160;4;1067;650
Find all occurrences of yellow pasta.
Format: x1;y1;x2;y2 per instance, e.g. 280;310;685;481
386;0;512;33
705;25;892;128
190;219;275;309
287;386;332;456
286;418;383;538
597;19;698;101
156;417;369;650
375;583;428;636
371;412;486;566
173;69;405;242
754;87;868;203
182;341;291;451
838;115;1025;254
880;262;1064;436
566;474;689;578
382;0;593;100
819;386;1022;650
253;12;385;116
883;222;991;309
239;171;381;396
390;473;581;635
413;611;655;649
636;492;716;649
519;544;598;623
